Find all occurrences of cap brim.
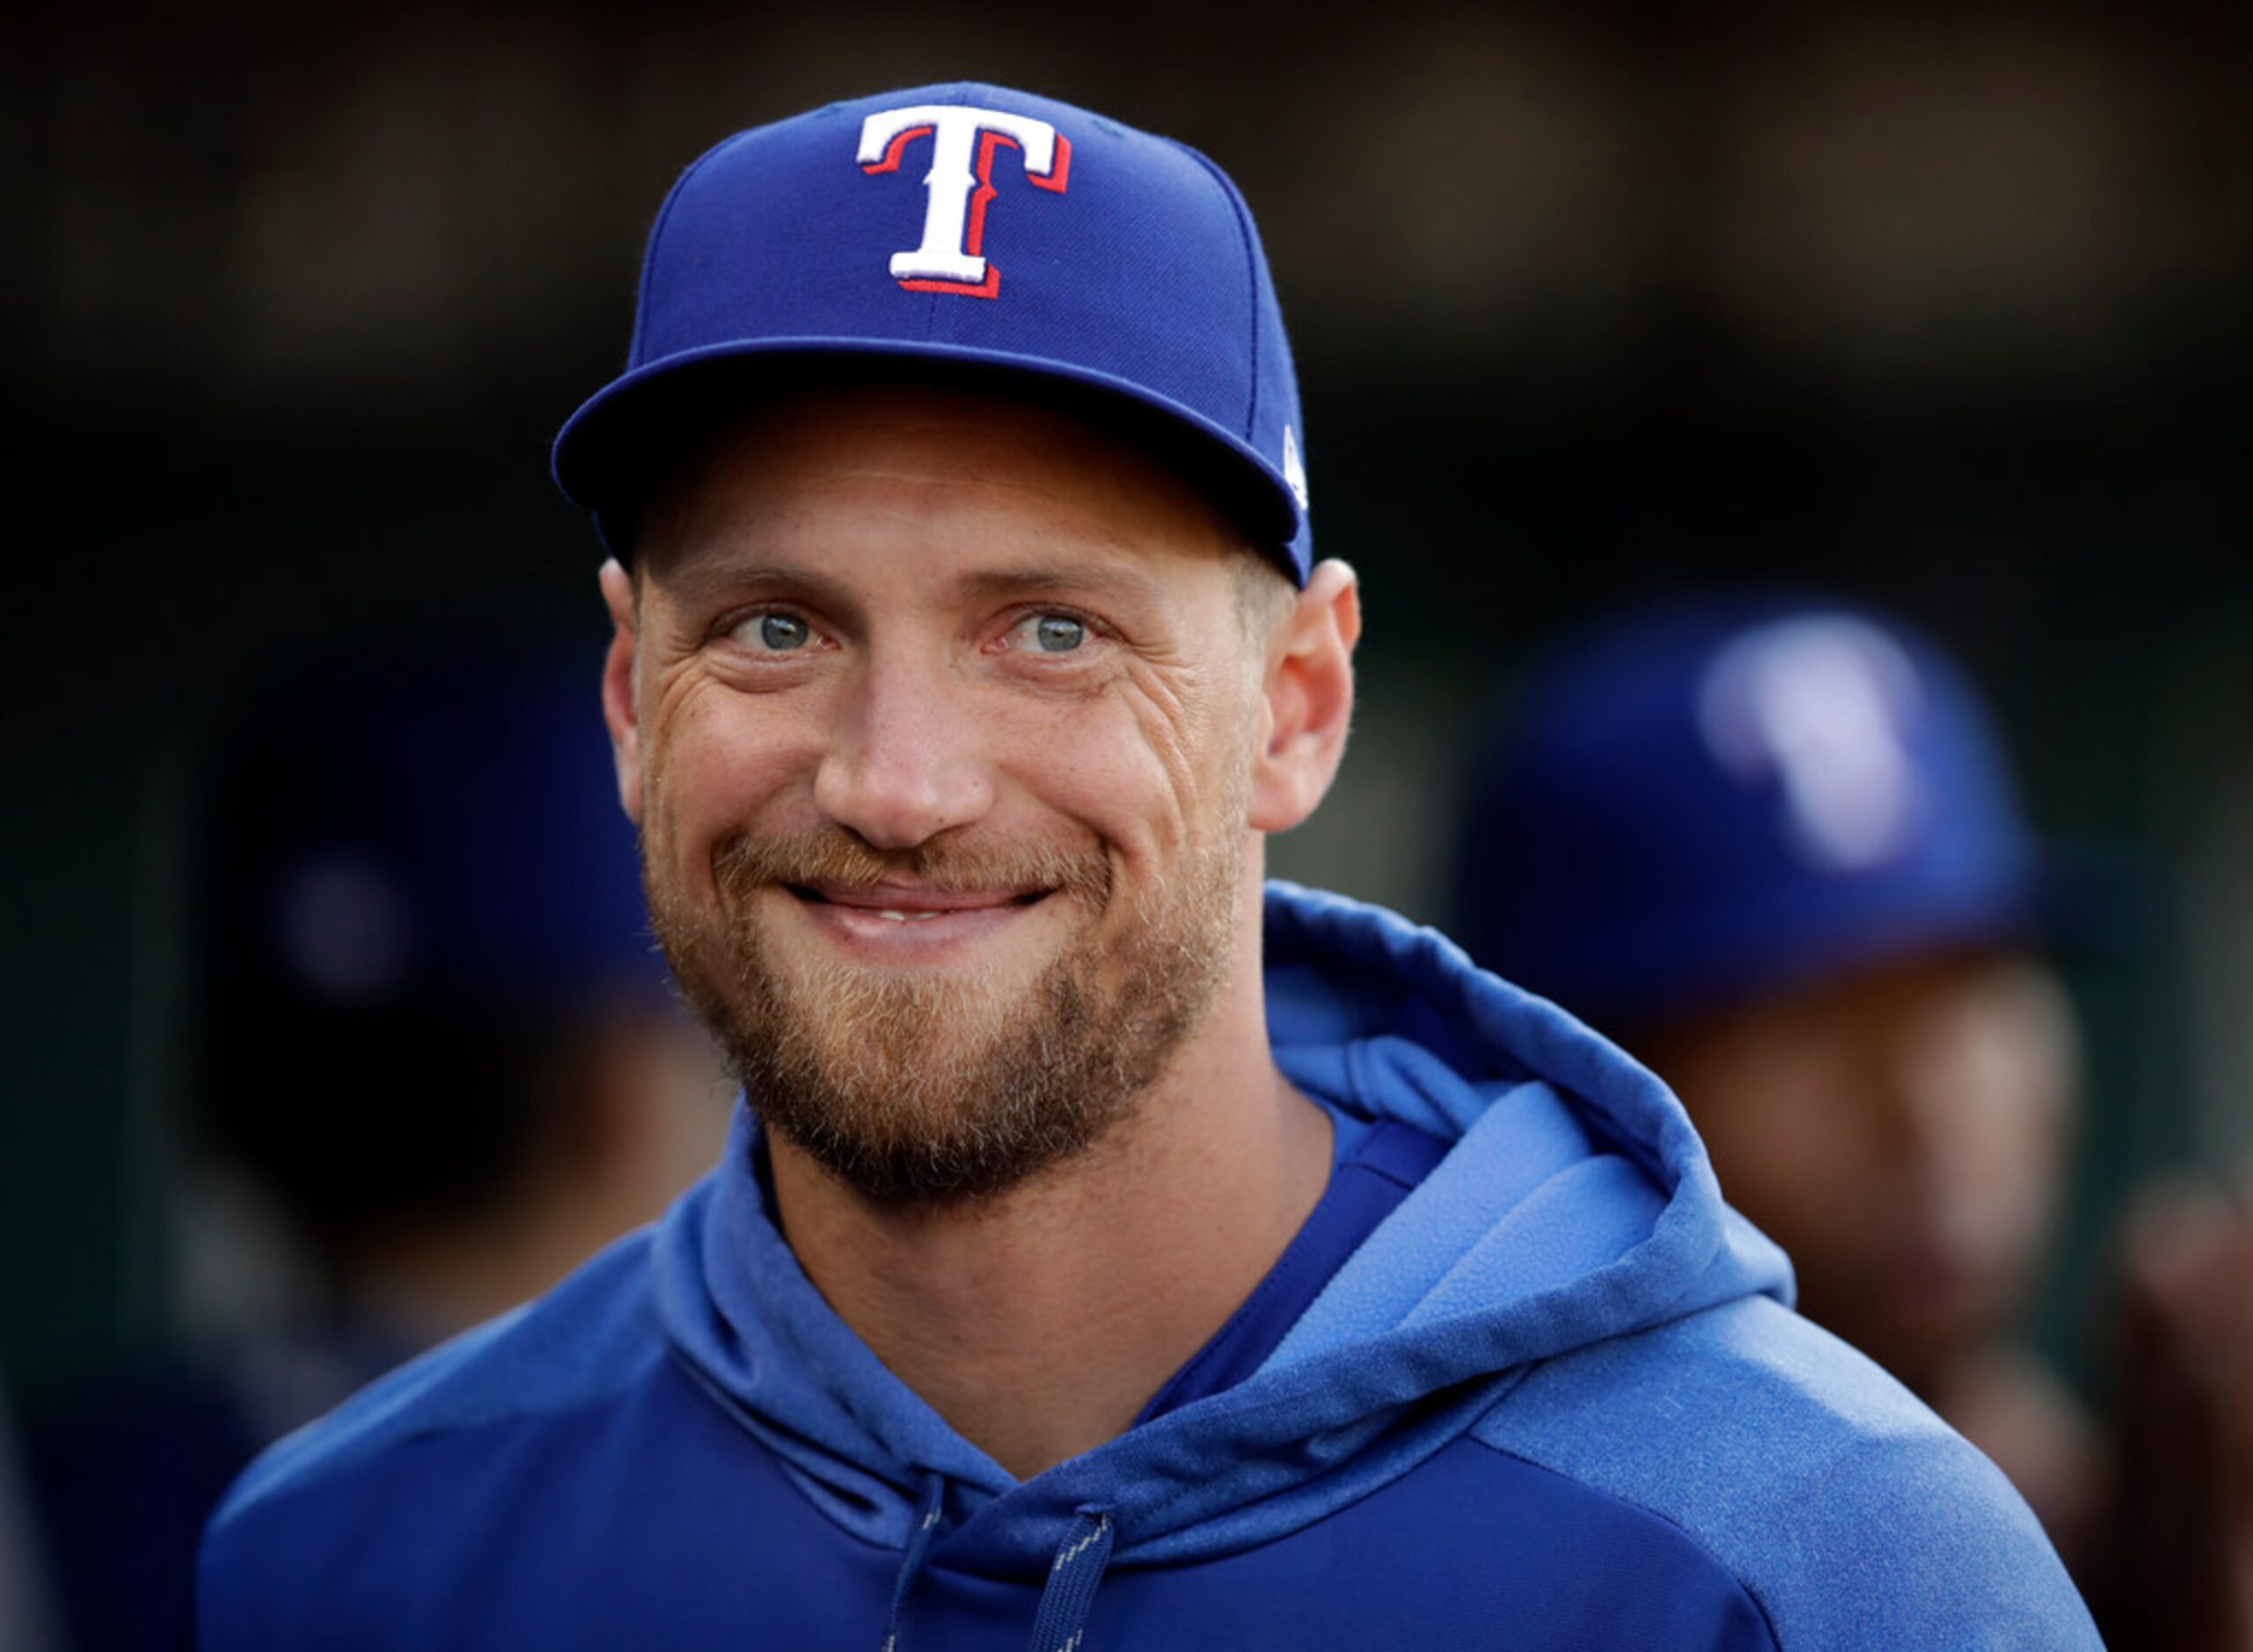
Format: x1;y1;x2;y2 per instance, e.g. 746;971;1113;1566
552;339;1306;578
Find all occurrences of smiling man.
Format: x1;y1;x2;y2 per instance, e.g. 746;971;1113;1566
196;84;2097;1650
625;388;1313;1222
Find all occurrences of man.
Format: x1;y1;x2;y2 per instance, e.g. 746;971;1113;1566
198;85;2096;1648
1448;596;2096;1549
187;628;726;1349
33;629;724;1652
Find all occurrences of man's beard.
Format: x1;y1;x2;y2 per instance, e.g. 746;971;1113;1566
645;815;1243;1205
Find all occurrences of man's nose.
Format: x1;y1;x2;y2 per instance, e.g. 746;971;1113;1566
812;648;996;851
1870;1027;1964;1167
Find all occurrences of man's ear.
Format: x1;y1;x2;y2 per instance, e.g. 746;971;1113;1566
599;558;645;827
1247;559;1360;833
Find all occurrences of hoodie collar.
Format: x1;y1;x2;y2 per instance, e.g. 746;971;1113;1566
652;882;1792;1575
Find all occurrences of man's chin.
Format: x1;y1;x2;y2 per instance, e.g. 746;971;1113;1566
652;824;1242;1205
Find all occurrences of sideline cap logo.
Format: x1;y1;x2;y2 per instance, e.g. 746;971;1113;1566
1450;594;2052;1027
1697;616;1933;874
553;82;1312;583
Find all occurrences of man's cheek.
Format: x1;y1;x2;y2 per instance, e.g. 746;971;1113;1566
644;735;754;878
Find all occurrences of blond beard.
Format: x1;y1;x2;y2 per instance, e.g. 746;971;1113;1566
645;812;1245;1204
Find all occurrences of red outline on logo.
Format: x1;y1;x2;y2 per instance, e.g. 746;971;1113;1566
869;126;1072;301
860;125;934;177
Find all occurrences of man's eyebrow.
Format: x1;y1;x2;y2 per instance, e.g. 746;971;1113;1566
956;564;1168;606
654;559;854;615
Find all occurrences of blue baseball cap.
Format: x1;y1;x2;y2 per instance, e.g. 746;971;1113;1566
199;628;665;1014
553;83;1312;583
1450;594;2064;1031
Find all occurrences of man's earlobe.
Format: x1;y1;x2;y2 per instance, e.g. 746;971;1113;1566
1247;559;1359;833
598;559;644;826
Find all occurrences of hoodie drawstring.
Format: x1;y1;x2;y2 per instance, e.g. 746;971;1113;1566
1025;1506;1115;1652
881;1474;947;1652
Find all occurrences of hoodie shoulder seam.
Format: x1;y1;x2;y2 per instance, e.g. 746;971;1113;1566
209;1354;667;1545
1459;1433;1786;1650
213;1234;666;1526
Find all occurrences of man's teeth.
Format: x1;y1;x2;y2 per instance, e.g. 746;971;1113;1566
872;908;945;922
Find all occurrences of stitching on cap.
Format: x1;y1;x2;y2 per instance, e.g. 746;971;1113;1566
1168;139;1262;441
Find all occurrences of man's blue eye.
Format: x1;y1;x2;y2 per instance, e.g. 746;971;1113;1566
757;613;811;651
1033;616;1086;654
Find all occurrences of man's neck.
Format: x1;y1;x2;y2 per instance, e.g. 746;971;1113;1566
766;993;1334;1482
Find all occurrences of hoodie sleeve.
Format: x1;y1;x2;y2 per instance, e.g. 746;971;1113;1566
1470;1295;2101;1649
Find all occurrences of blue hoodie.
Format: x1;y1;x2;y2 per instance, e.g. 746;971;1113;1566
199;886;2097;1649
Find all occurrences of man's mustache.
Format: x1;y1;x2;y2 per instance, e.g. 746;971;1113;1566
712;826;1112;905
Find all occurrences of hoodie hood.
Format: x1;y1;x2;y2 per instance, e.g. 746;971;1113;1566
652;882;1792;1582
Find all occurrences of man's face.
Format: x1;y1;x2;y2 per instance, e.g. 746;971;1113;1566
1642;948;2079;1389
610;384;1282;1203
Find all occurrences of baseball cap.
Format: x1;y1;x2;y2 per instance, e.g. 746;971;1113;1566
196;626;664;1014
1450;594;2069;1032
553;83;1313;584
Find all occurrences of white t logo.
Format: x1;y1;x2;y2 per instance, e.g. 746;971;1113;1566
1698;616;1931;871
858;104;1072;298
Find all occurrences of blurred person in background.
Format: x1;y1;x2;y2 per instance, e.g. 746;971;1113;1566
187;627;727;1349
25;625;727;1652
1450;594;2096;1551
1452;590;2253;1648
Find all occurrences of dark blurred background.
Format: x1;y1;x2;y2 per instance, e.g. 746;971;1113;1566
6;0;2249;1400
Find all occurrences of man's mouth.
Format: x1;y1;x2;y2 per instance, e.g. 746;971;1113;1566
789;881;1055;922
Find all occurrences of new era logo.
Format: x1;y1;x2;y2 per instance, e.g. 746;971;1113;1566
858;104;1072;299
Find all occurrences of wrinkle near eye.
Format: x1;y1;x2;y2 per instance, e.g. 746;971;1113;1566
1109;656;1233;855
